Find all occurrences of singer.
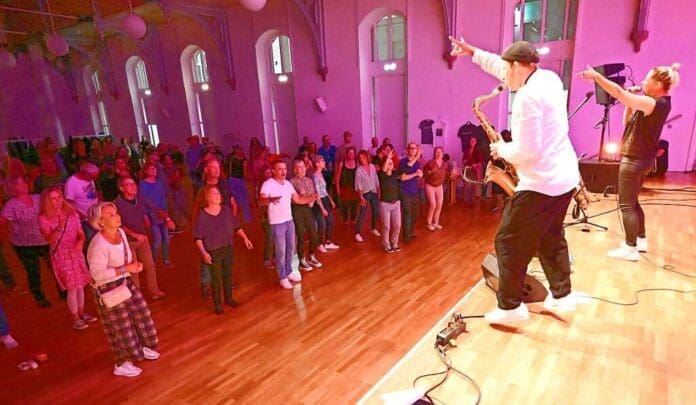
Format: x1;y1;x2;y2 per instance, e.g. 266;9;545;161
450;37;580;324
579;64;680;261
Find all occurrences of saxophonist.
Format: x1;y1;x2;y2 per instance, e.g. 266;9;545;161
450;37;580;324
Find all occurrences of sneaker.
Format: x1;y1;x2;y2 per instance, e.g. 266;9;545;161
392;245;401;252
287;272;302;282
607;242;640;262
163;260;173;268
636;237;648;253
543;293;577;313
1;334;18;350
308;255;323;268
433;223;443;230
113;361;142;377
371;229;381;237
279;278;293;289
73;319;89;331
299;259;313;271
426;223;436;231
263;260;274;268
316;244;328;253
324;242;340;250
81;313;98;323
484;303;530;324
384;247;394;253
354;233;363;242
142;347;160;360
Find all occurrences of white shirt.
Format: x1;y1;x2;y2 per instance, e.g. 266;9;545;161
260;178;295;225
86;229;133;287
473;49;580;196
64;175;98;217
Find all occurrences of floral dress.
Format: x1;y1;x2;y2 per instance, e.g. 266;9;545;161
38;211;91;290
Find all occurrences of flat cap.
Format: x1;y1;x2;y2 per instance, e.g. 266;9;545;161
501;41;539;63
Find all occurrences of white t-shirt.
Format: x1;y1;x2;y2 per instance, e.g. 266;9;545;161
64;175;98;218
260;178;295;225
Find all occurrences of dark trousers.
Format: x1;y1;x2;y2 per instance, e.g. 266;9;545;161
400;193;419;238
494;189;574;310
356;191;379;233
314;196;335;242
618;158;652;246
209;246;233;309
12;245;51;302
292;204;319;259
261;220;274;261
0;245;16;289
340;199;358;222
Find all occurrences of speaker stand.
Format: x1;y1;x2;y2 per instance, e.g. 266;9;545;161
564;206;608;231
596;103;613;162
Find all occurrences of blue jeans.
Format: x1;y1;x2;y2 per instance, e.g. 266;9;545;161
200;262;211;287
150;222;170;263
229;177;252;223
356;191;379;234
314;196;335;242
0;302;9;336
271;220;296;280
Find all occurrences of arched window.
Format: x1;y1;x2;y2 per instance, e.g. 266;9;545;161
270;35;292;75
181;46;211;138
373;14;405;62
126;56;159;145
83;67;110;135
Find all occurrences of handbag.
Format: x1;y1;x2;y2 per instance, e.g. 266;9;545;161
94;231;132;308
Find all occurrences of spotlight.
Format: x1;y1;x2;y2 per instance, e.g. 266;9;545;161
603;142;618;154
278;74;288;83
143;88;152;96
200;83;210;91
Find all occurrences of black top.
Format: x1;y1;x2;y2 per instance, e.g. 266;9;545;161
194;205;238;251
340;163;356;188
621;96;671;161
227;156;246;179
378;168;404;202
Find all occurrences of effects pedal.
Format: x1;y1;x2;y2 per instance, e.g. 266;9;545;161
436;314;468;347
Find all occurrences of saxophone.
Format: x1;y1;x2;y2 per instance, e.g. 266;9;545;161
471;84;518;197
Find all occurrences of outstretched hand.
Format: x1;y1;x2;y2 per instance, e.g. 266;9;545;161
578;65;601;82
449;36;475;57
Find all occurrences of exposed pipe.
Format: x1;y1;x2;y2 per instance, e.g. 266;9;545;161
0;5;80;20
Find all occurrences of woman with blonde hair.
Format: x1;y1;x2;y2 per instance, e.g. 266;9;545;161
580;63;680;261
86;202;159;377
39;185;96;330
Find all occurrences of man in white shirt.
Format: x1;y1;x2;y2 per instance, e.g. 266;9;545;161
259;160;317;289
450;38;580;324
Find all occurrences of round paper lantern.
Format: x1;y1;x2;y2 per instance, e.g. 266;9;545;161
240;0;267;12
0;48;16;68
121;13;147;39
46;34;69;57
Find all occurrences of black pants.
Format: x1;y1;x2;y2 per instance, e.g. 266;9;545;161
0;245;16;289
618;158;652;246
400;193;419;238
292;204;319;259
13;245;52;302
209;246;233;308
494;190;574;310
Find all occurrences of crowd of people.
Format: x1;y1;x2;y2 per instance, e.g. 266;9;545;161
0;130;499;377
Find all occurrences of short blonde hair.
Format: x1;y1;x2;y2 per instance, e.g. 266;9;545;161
87;202;117;231
650;63;681;92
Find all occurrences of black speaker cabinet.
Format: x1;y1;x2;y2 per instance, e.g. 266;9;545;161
579;159;620;194
481;253;548;303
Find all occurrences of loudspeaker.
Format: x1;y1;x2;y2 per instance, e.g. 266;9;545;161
595;63;625;77
481;253;548;303
579;159;619;194
594;63;626;106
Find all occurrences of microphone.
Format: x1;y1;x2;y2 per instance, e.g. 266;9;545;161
627;85;642;94
585;91;594;98
568;92;594;120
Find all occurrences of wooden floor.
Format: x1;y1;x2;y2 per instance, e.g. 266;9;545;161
1;173;694;404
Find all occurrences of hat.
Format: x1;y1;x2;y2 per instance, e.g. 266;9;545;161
501;41;539;63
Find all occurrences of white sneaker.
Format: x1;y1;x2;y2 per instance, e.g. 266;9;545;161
113;361;142;377
287;272;302;282
308;255;323;268
279;278;293;289
371;229;381;237
354;234;363;242
299;259;313;271
142;347;160;360
1;334;18;350
426;224;436;231
324;242;340;250
433;223;443;230
316;244;328;253
607;242;640;261
636;237;648;253
543;293;576;313
484;303;530;324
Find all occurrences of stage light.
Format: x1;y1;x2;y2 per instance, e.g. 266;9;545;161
200;83;210;91
143;88;152;96
604;142;618;154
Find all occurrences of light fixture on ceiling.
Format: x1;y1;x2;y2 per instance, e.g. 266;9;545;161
0;27;16;67
200;83;210;91
45;1;69;57
143;88;152;96
121;0;147;39
240;0;268;12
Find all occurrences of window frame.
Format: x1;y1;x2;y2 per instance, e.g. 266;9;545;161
372;14;406;62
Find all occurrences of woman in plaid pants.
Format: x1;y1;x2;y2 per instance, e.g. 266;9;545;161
86;202;160;377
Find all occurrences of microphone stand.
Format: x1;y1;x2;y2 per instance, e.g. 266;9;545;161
568;93;594;121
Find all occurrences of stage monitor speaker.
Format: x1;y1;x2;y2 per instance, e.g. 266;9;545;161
593;63;626;105
481;253;548;303
594;63;625;77
579;159;619;194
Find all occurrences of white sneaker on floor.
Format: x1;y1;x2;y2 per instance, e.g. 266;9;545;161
354;233;363;242
308;255;323;268
484;303;530;324
607;242;640;261
279;278;293;289
316;244;328;253
113;361;142;377
324;242;340;250
287;272;302;282
142;347;160;360
299;259;313;271
426;223;436;231
636;237;648;253
433;223;443;230
543;293;577;313
1;334;18;350
371;229;381;237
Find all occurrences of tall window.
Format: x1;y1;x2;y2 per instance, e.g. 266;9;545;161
126;56;159;145
372;14;405;62
84;68;110;135
270;35;292;75
181;46;211;138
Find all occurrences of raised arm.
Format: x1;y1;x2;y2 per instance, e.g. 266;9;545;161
579;65;656;115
